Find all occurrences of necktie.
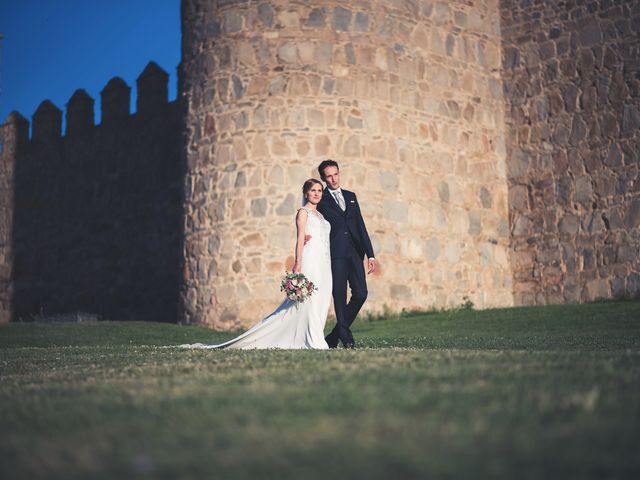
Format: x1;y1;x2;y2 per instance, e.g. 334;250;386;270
333;190;345;211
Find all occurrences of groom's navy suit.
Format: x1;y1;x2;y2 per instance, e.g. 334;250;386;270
317;187;375;347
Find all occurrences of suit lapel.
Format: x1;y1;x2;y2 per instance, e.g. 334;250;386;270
342;190;351;214
324;188;344;215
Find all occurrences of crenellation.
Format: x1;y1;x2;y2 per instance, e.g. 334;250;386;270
32;101;62;143
66;89;95;137
137;62;170;116
100;77;131;124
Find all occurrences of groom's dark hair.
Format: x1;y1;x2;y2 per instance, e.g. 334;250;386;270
318;159;339;181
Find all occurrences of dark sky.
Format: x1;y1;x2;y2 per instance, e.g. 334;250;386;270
0;0;181;129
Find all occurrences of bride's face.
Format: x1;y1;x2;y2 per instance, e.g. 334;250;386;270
306;183;323;205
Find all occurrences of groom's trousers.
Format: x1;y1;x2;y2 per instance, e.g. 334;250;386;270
327;248;368;346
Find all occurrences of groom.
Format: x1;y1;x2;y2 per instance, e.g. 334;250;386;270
316;159;375;349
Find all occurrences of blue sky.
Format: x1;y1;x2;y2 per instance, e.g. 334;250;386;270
0;0;180;129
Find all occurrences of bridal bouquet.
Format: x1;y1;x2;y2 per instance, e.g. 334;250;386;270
280;272;317;303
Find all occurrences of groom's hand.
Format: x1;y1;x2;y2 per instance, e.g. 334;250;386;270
367;258;376;274
304;235;312;245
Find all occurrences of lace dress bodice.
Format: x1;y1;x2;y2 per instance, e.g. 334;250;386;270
299;206;331;265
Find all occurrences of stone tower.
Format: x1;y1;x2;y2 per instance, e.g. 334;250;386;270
179;0;514;328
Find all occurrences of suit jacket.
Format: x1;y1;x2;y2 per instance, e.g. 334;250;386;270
317;187;375;260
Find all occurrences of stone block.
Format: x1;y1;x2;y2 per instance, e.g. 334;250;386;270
322;78;335;95
628;273;640;297
577;48;595;75
305;8;325;27
605;144;623;167
268;75;287;95
223;11;243;33
277;11;299;27
586;278;610;301
584;212;605;234
574;176;593;204
437;181;449;203
296;141;310;157
480;187;492;208
622;105;640;133
569;115;587;145
445;243;461;263
268;226;292;250
379;170;399;192
390;284;411;300
277;43;298;64
343;136;361;157
425;237;440;261
509;184;528;210
617;245;637;264
295;42;314;64
384;200;408;223
332;6;352;32
433;2;450;25
454;10;467;27
336;78;354;96
252;136;269;158
268;165;284;185
354;12;369;32
271;137;290;156
469;210;482;235
315;42;333;63
258;3;274;27
601;113;619;137
307;109;324;127
251;198;267;217
275;194;295;216
240;233;263;247
347;115;363;129
507;149;531;178
559;215;580;235
344;43;356;65
288;165;310;186
624;200;640;229
579;21;602;46
314;135;330;155
552;123;570;145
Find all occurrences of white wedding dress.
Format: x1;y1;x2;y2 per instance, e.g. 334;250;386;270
183;207;332;349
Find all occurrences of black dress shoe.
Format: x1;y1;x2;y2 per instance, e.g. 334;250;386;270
325;335;338;349
344;340;355;349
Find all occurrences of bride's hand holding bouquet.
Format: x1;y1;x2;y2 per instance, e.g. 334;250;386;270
281;271;317;303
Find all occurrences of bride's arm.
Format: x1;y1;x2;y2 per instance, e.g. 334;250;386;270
292;209;308;273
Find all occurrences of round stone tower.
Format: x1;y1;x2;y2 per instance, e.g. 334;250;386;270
179;0;514;328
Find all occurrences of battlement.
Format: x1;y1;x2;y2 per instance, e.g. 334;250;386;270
0;61;183;323
1;61;175;142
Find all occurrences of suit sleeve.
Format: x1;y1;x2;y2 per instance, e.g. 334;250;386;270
354;193;375;259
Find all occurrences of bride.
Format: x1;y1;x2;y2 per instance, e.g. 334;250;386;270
181;179;332;349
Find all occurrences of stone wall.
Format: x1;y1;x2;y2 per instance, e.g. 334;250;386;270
0;62;183;322
180;0;514;328
4;1;637;327
501;0;640;304
0;114;28;323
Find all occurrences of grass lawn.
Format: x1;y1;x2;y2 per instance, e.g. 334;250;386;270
1;301;639;479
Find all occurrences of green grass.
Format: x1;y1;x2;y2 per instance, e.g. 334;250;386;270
1;302;639;479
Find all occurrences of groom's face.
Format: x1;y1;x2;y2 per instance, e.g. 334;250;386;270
323;166;340;190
